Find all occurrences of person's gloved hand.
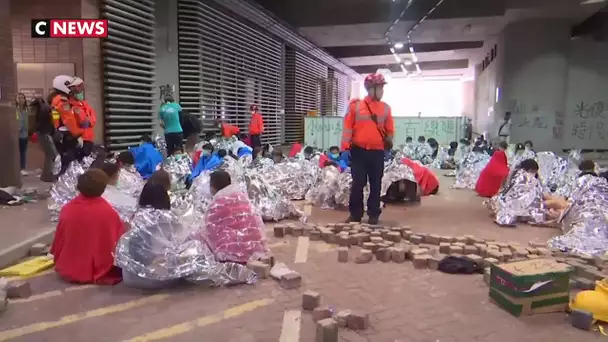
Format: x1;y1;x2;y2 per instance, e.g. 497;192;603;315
77;137;84;147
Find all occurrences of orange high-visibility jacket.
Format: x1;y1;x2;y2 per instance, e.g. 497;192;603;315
51;94;84;138
221;123;240;137
69;99;97;142
341;97;395;151
249;112;264;135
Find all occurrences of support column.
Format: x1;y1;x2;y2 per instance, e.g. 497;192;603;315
82;0;104;145
498;19;570;151
0;0;20;187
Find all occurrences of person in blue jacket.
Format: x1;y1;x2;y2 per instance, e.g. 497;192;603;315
327;146;349;171
130;134;163;179
188;143;221;181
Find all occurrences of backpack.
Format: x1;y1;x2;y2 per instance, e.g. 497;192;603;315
180;110;202;135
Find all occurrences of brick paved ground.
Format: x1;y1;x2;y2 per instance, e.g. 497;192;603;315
0;173;603;341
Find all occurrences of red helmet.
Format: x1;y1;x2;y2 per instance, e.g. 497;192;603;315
250;104;259;112
364;73;387;88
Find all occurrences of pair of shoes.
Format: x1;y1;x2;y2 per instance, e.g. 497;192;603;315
368;217;379;225
344;216;361;223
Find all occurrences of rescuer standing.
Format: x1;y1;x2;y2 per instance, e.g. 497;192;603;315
341;73;395;224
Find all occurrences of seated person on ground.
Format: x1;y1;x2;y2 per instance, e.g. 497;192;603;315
100;162;137;211
319;146;348;171
130;134;163;179
303;146;314;160
405;136;413;144
262;143;273;158
524;140;534;152
289;141;303;158
189;143;221;181
417;136;426;144
147;169;172;192
116;151;135;168
50;169;125;285
217;149;228;160
427;138;439;159
271;149;284;163
401;157;440;196
475;141;509;197
252;146;264;159
442;141;459;169
196;170;266;263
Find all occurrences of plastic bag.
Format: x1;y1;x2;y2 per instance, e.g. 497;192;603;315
195;184;267;263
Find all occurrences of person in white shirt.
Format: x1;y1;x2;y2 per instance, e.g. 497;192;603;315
498;111;512;143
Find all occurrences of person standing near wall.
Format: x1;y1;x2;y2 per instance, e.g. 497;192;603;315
498;111;512;143
15;93;29;176
30;98;58;182
341;73;395;224
248;104;264;148
49;75;82;175
159;93;183;156
67;77;97;159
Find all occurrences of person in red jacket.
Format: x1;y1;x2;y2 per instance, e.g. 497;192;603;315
248;104;264;147
216;119;240;138
475;141;510;197
288;142;303;157
341;73;395;224
401;158;440;196
51;169;125;285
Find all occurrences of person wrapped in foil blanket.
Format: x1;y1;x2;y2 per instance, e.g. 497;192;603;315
115;207;257;288
549;172;608;257
451;151;491;189
489;159;546;226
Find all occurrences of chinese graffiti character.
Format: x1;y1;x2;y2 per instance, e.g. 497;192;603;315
571;121;589;140
574;102;589;119
518;116;530;127
333;121;342;134
441;120;455;134
591;101;605;119
597;121;607;140
532;117;548;129
423;120;439;137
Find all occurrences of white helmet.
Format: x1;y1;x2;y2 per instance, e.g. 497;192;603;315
69;77;84;87
52;75;73;94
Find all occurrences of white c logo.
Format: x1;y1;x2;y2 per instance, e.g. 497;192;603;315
35;22;47;36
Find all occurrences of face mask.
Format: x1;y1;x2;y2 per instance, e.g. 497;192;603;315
330;153;339;159
75;92;84;101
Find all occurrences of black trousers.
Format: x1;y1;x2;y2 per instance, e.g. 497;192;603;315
250;134;262;148
165;132;184;156
349;145;385;219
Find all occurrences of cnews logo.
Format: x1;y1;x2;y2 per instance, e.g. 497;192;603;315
31;19;108;38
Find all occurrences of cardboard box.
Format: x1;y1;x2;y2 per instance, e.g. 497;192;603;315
489;258;572;316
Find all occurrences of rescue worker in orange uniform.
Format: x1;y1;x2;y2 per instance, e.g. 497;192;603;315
67;77;96;158
49;75;76;174
248;104;264;148
215;119;240;138
341;73;395;224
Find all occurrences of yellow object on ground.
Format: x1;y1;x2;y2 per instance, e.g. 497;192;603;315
0;256;54;278
570;279;608;322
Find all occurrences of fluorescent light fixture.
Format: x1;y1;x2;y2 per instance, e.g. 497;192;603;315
389;47;396;54
416;64;422;72
394;42;404;49
412;54;418;62
581;0;605;4
393;54;402;63
404;60;412;66
409;46;415;53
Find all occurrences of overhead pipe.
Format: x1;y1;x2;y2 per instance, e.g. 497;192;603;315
212;0;360;78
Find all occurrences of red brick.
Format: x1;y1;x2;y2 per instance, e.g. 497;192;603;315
316;318;338;342
347;311;370;330
303;291;321;310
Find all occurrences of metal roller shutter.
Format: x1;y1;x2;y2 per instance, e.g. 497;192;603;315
333;70;350;116
284;47;328;143
177;0;284;145
101;0;156;151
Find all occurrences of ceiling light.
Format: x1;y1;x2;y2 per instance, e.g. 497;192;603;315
409;46;415;53
412;54;418;62
389;47;396;54
581;0;606;4
404;60;412;66
394;42;404;49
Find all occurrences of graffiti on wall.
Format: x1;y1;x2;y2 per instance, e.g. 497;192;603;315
159;84;175;100
570;101;607;141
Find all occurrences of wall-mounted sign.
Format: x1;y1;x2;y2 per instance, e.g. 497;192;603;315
19;88;44;102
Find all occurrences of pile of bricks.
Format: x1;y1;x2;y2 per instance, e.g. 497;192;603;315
302;290;369;342
246;257;303;290
272;222;608;284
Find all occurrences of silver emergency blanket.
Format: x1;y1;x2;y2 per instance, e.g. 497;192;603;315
452;152;491;189
47;161;85;221
102;185;138;222
334;171;366;208
305;166;341;209
187;171;213;218
549;174;608;257
52;155;62;176
536;151;579;198
265;160;317;200
152;133;167;157
116;166;145;198
242;170;303;221
162;153;193;191
489;169;546;226
414;143;434;165
251;156;274;170
508;149;536;169
430;146;449;169
114;208;256;285
401;143;415;159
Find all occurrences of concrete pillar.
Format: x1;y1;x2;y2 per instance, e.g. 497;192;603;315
155;0;178;131
498;19;570;151
0;0;21;187
82;0;104;145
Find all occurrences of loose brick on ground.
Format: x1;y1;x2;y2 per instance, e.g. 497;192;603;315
376;248;391;262
428;255;445;270
346;311;370;330
313;306;333;322
303;291;321;310
291;227;303;237
362;242;375;250
334;309;352;327
5;281;31;299
355;250;373;264
386;231;402;242
246;260;271;279
425;234;441;245
449;245;464;254
337;235;350;247
573;277;595;291
409;248;429;259
337;247;349;263
502;250;513;261
484;267;491;285
29;243;48;256
536;247;551;256
529;241;546;248
570;310;594;331
370;236;383;244
310;230;321;241
464;254;484;268
439;242;450;254
409;235;423;244
488;249;502;261
391;247;406;263
316;318;338;342
274;226;285;238
464;235;475;245
280;272;302;289
284;226;293;235
413;255;431;269
463;245;478;255
526;247;538;255
0;290;7;314
455;236;467;244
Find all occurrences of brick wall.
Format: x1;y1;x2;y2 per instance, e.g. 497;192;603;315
0;0;20;186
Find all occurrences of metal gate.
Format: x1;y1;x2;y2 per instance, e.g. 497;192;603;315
284;47;328;143
177;0;283;145
101;0;156;151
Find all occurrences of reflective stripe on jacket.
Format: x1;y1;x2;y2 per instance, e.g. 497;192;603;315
341;97;395;151
69;99;97;142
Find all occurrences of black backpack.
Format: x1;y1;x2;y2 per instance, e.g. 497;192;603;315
180;110;202;135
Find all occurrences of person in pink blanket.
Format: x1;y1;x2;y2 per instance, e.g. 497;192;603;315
198;170;267;263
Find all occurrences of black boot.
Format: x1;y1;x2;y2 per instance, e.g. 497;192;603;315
368;217;379;225
344;216;361;223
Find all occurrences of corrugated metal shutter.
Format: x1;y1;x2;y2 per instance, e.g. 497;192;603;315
101;0;156;151
177;0;283;145
333;70;349;116
284;47;328;143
